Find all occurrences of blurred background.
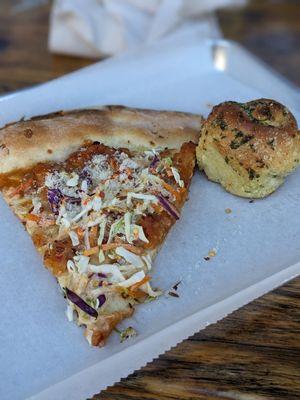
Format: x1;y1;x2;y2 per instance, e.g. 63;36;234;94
0;0;299;94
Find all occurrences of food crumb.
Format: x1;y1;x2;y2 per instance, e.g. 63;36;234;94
204;248;217;260
172;281;181;291
249;199;254;203
225;208;232;214
168;281;181;297
119;327;137;343
208;248;217;258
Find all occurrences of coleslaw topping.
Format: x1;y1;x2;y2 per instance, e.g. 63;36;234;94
23;145;185;327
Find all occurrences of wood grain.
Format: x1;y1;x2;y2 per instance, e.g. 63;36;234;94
217;0;300;87
97;279;299;400
0;1;299;399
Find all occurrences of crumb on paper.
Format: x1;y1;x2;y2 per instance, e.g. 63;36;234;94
168;291;179;298
144;296;157;303
119;327;137;343
225;208;232;214
167;280;181;298
172;280;182;291
204;248;217;261
208;248;217;258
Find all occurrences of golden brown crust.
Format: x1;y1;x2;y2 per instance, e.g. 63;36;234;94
197;98;300;198
0;105;203;174
86;308;134;347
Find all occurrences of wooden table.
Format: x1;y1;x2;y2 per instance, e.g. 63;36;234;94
1;1;299;399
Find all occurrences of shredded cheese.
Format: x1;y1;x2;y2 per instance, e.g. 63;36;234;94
171;167;184;188
116;247;144;268
36;145;185;332
118;270;146;288
124;212;132;243
69;230;80;246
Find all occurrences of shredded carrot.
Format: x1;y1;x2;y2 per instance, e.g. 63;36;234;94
9;179;33;198
122;244;144;255
125;168;132;176
89;225;98;247
90;226;98;236
162;181;180;200
101;243;119;251
152;203;162;213
43;219;56;226
109;158;118;170
76;227;85;238
83;246;99;256
129;276;151;293
128;288;146;299
101;242;143;255
23;213;40;222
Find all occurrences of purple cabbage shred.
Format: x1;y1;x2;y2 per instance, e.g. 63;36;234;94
97;294;106;307
149;154;159;169
156;194;180;220
47;188;63;214
79;169;93;187
65;288;98;318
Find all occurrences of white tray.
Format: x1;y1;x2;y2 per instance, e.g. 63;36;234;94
0;39;300;400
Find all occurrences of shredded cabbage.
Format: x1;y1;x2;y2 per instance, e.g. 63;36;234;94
171;167;184;188
98;249;105;263
72;204;92;223
97;219;106;246
67;260;76;273
107;217;124;243
116;247;144;268
118;270;145;288
127;192;158;207
140;281;161;297
92;196;102;211
69;230;79;246
132;224;149;243
66;304;74;321
142;254;152;270
124;212;132;243
73;255;90;274
88;264;125;283
66;173;79;187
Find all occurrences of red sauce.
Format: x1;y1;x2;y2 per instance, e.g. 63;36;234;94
44;238;75;276
173;142;196;186
139;211;174;249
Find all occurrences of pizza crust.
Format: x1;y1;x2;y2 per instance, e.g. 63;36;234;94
0;105;203;174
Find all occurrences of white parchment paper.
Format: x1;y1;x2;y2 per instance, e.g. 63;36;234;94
0;39;299;400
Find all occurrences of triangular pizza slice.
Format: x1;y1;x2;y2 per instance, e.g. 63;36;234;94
0;106;202;346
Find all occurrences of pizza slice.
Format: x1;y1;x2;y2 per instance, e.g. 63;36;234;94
0;106;202;346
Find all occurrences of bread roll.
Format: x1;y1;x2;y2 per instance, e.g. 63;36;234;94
196;99;300;198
